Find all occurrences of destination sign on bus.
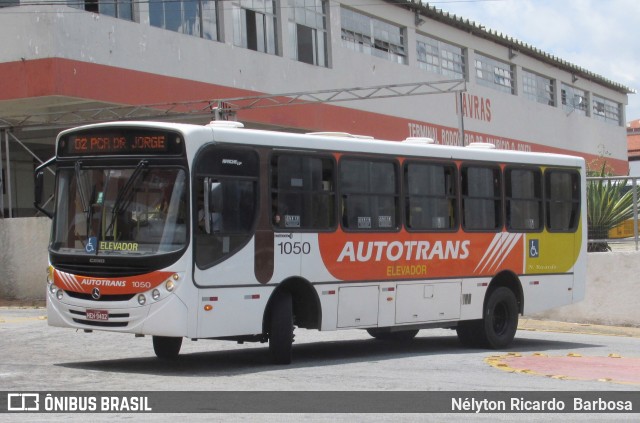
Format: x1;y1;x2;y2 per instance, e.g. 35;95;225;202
58;129;184;157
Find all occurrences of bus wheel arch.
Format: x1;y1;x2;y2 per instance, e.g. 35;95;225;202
264;277;322;332
457;271;522;349
263;277;321;364
486;270;524;315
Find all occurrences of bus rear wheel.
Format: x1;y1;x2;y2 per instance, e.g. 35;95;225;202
268;291;294;365
456;287;518;349
366;328;419;341
152;336;183;360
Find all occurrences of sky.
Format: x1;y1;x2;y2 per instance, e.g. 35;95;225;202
430;0;640;123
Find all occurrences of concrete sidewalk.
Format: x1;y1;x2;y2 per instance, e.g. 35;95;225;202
519;318;640;338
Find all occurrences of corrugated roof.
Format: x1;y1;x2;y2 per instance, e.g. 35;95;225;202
387;0;635;95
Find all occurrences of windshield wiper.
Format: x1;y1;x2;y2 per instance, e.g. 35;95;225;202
75;161;89;214
103;160;148;239
75;161;97;245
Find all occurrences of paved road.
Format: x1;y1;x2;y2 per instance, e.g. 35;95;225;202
1;307;639;422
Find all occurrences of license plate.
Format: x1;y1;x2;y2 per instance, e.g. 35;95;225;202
86;309;109;321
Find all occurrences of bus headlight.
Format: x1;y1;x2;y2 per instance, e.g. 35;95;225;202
137;294;146;305
56;290;63;301
47;266;54;285
152;289;160;301
165;280;175;292
49;284;58;295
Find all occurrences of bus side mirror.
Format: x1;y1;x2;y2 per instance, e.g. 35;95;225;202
34;157;56;219
203;178;222;234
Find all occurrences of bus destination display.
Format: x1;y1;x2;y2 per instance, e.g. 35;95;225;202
58;130;183;156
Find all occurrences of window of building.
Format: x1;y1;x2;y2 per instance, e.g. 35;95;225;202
288;0;328;67
561;83;588;116
475;53;514;94
271;154;335;230
68;0;133;20
523;69;555;106
505;168;542;231
416;34;465;79
461;165;502;231
545;170;580;232
592;94;622;126
232;0;278;54
340;158;399;231
404;162;457;231
149;0;219;40
340;7;406;65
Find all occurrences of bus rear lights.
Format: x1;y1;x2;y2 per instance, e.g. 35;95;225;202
152;289;160;301
137;294;146;306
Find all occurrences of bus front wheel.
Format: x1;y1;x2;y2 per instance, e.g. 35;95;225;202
153;336;182;360
268;291;294;365
456;287;518;349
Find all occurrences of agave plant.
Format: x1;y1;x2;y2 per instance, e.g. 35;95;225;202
587;163;639;252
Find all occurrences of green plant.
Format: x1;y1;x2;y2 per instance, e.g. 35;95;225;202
587;163;639;252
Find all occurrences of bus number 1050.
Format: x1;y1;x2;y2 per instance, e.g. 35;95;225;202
277;242;311;255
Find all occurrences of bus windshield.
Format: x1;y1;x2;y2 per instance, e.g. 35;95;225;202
51;164;188;257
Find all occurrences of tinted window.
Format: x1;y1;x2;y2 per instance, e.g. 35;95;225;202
545;170;580;232
194;146;259;269
405;162;457;231
340;158;399;231
506;168;542;231
462;165;502;231
271;154;335;230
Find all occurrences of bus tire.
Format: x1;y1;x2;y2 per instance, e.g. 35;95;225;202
366;328;419;341
268;291;294;365
152;336;182;360
457;287;518;349
482;287;518;349
455;320;483;347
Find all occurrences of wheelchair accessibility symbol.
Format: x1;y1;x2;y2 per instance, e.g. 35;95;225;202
529;239;539;258
85;236;97;254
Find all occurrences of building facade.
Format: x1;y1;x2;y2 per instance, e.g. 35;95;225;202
628;119;640;177
0;0;633;217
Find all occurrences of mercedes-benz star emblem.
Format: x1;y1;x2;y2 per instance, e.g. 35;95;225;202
91;287;101;300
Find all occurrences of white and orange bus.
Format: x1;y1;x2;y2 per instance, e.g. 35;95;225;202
35;120;586;364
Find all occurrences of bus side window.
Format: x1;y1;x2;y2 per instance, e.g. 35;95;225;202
271;154;335;230
545;170;580;232
462;165;502;231
405;162;457;231
340;158;399;231
505;167;542;231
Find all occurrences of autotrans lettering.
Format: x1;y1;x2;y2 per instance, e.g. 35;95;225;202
99;241;139;251
337;240;471;262
80;279;127;287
